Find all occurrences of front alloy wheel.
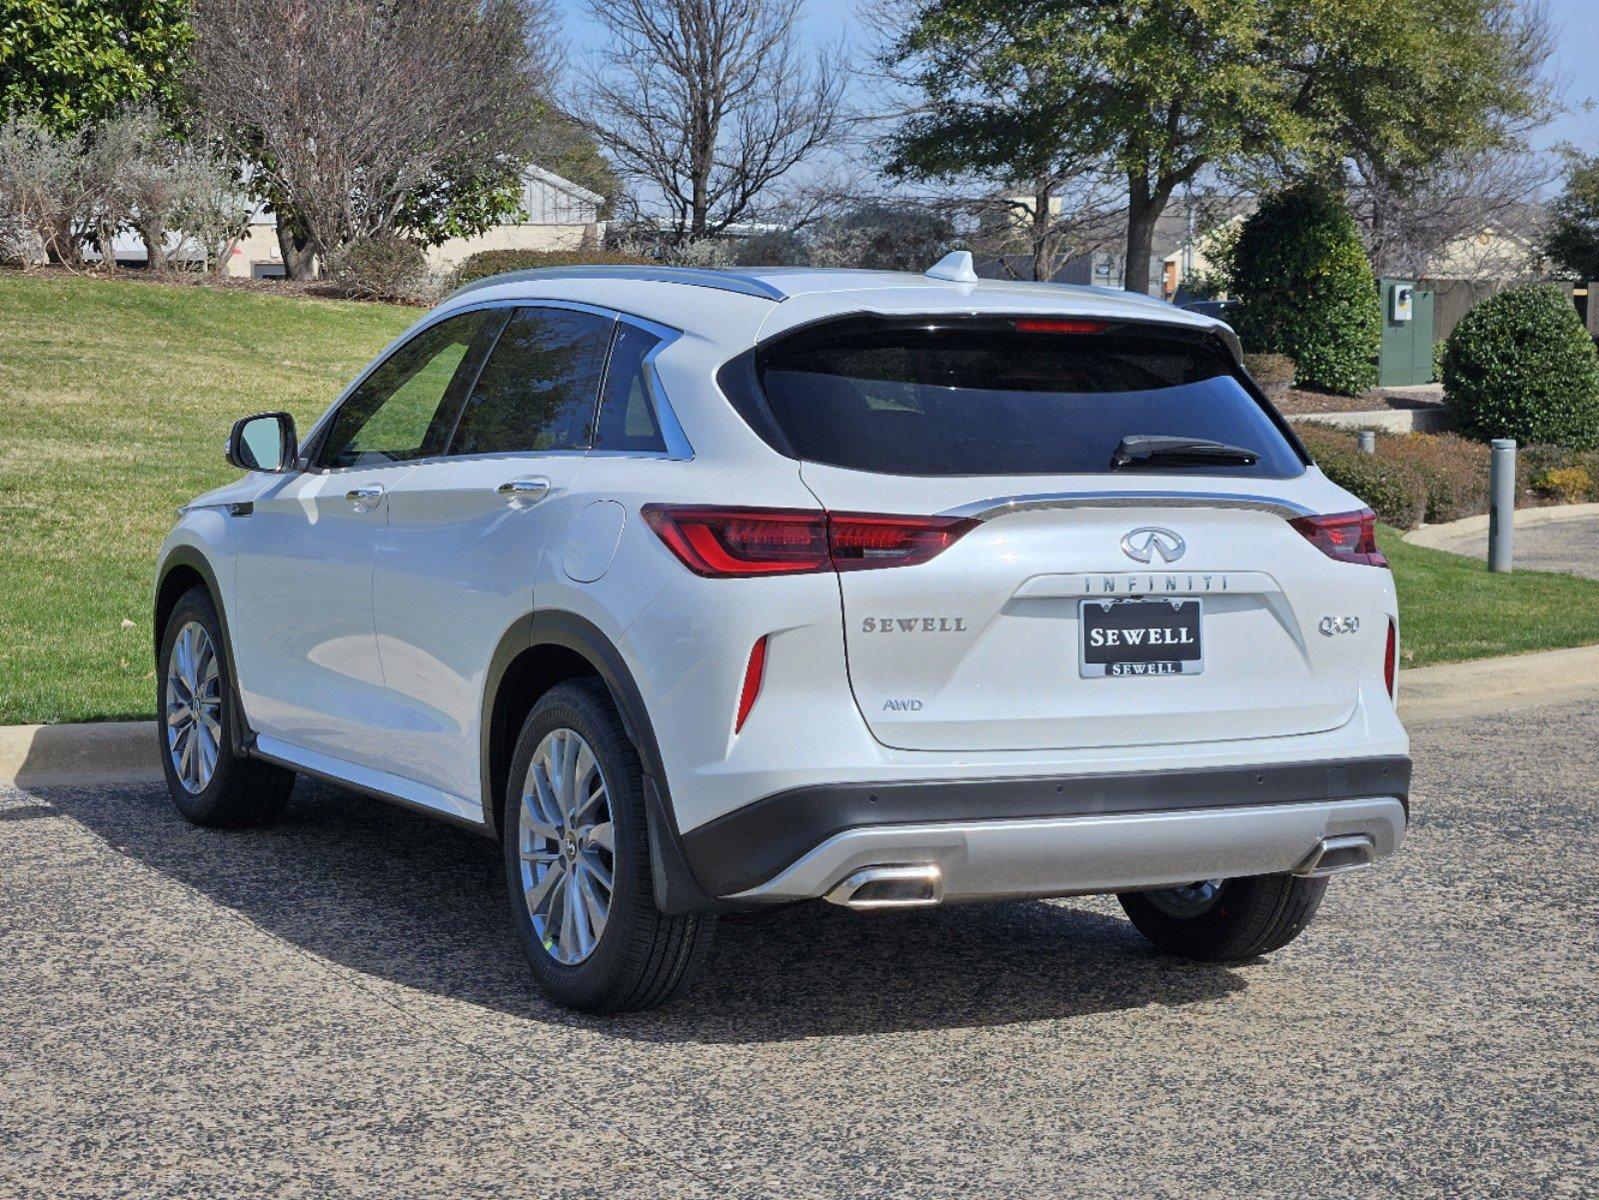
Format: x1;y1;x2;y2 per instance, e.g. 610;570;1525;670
165;619;223;794
517;727;616;965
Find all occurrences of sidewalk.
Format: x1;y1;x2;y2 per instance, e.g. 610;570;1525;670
1404;503;1599;581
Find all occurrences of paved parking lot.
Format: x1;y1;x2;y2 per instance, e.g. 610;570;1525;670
2;701;1596;1199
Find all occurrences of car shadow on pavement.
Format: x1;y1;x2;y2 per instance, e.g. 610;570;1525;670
33;777;1248;1042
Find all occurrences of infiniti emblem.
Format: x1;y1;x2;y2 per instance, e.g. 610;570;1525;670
1120;526;1186;564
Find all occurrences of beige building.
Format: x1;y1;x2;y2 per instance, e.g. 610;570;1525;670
225;165;605;279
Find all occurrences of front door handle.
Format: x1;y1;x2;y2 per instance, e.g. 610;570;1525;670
345;485;384;513
497;477;552;505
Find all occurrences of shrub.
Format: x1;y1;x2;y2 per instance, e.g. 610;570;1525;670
323;234;434;303
1383;432;1490;523
1295;424;1427;527
447;247;652;290
1242;352;1295;401
1440;283;1599;449
1531;465;1597;503
1231;183;1380;396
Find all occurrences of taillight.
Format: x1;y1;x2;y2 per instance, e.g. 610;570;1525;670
1012;317;1108;335
735;636;768;732
1288;508;1388;567
1385;619;1398;700
642;506;976;578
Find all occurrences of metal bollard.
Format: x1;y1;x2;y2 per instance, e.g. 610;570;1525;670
1489;438;1516;573
1358;430;1376;454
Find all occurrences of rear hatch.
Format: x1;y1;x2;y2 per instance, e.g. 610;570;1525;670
748;314;1386;752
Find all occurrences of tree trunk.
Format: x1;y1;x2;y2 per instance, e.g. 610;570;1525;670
1124;174;1158;295
276;220;315;280
138;218;167;275
1031;177;1056;281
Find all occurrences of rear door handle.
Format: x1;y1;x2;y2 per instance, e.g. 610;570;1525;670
345;485;384;513
498;477;552;505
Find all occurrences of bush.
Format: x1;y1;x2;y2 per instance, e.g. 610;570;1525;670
1383;431;1491;523
1440;283;1599;450
323;234;434;303
1295;425;1427;527
1531;465;1598;503
1231;183;1380;396
448;247;652;290
1242;352;1295;401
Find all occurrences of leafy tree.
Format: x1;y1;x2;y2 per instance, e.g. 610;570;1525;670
1231;182;1380;396
0;0;193;129
881;0;1552;294
1545;153;1599;282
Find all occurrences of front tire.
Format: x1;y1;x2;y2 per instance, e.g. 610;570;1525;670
157;586;295;828
502;679;715;1012
1119;872;1328;962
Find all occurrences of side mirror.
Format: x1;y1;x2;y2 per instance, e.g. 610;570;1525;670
227;412;298;473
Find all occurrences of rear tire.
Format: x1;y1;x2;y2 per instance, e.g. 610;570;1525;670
502;679;715;1012
1119;872;1328;962
157;586;295;828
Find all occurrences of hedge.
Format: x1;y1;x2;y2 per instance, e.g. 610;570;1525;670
1231;183;1381;396
1440;283;1599;449
447;248;653;290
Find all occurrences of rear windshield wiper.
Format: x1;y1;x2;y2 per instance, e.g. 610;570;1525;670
1110;435;1260;469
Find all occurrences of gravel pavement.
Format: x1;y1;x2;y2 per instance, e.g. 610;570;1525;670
2;702;1596;1199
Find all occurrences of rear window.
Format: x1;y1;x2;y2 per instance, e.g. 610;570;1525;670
748;317;1304;477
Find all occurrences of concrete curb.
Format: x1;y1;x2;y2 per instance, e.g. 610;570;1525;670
0;721;160;788
5;642;1599;786
1402;502;1599;551
1290;408;1453;434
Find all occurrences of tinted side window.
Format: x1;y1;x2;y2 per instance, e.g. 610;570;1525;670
451;307;614;456
319;310;491;468
593;323;667;453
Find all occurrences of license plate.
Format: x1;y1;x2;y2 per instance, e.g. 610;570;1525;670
1080;598;1203;678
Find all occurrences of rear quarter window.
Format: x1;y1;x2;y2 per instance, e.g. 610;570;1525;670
744;316;1305;478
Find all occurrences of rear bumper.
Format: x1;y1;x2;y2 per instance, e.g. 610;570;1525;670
727;796;1407;903
681;755;1410;901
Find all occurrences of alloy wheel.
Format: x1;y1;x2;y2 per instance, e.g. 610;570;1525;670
517;727;615;965
1144;878;1226;919
165;620;222;795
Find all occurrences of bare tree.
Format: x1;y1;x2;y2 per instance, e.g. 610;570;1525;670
188;0;559;277
579;0;847;242
1349;143;1557;282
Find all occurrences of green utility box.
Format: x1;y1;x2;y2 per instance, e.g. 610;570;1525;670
1378;278;1436;387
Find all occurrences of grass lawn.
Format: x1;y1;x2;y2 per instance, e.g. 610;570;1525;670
0;273;413;723
1;273;1596;723
1380;526;1599;668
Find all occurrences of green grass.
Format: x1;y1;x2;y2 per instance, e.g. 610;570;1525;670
0;273;413;723
1381;526;1599;668
0;273;1596;723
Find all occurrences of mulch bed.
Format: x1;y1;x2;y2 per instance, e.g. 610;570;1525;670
1275;387;1446;415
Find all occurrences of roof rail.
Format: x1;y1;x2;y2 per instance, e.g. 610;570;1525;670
445;265;788;303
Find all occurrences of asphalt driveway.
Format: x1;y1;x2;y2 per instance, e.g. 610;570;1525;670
1413;511;1599;581
2;702;1596;1199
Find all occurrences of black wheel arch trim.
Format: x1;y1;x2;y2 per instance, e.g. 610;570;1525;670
481;609;723;915
153;545;254;759
680;754;1413;898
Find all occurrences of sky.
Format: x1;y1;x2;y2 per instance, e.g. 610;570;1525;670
559;0;1599;154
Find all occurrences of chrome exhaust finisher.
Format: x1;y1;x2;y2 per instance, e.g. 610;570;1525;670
1293;833;1377;878
824;864;943;910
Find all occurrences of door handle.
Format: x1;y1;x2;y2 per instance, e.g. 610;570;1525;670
345;485;384;513
497;477;552;505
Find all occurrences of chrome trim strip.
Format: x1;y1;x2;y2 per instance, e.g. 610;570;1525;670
615;313;694;461
940;490;1316;521
446;265;787;303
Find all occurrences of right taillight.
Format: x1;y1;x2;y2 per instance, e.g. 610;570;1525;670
1385;618;1398;700
1289;508;1388;567
641;505;975;578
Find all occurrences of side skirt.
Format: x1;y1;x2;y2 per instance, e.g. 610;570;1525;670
252;733;490;834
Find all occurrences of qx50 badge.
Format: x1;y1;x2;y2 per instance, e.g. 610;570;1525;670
1119;526;1186;565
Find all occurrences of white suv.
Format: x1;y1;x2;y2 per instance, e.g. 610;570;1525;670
155;256;1410;1011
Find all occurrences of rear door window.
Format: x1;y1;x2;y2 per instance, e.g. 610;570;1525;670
450;306;615;456
750;317;1304;478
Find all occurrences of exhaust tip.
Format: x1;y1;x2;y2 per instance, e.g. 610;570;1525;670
1294;833;1376;878
824;864;943;910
